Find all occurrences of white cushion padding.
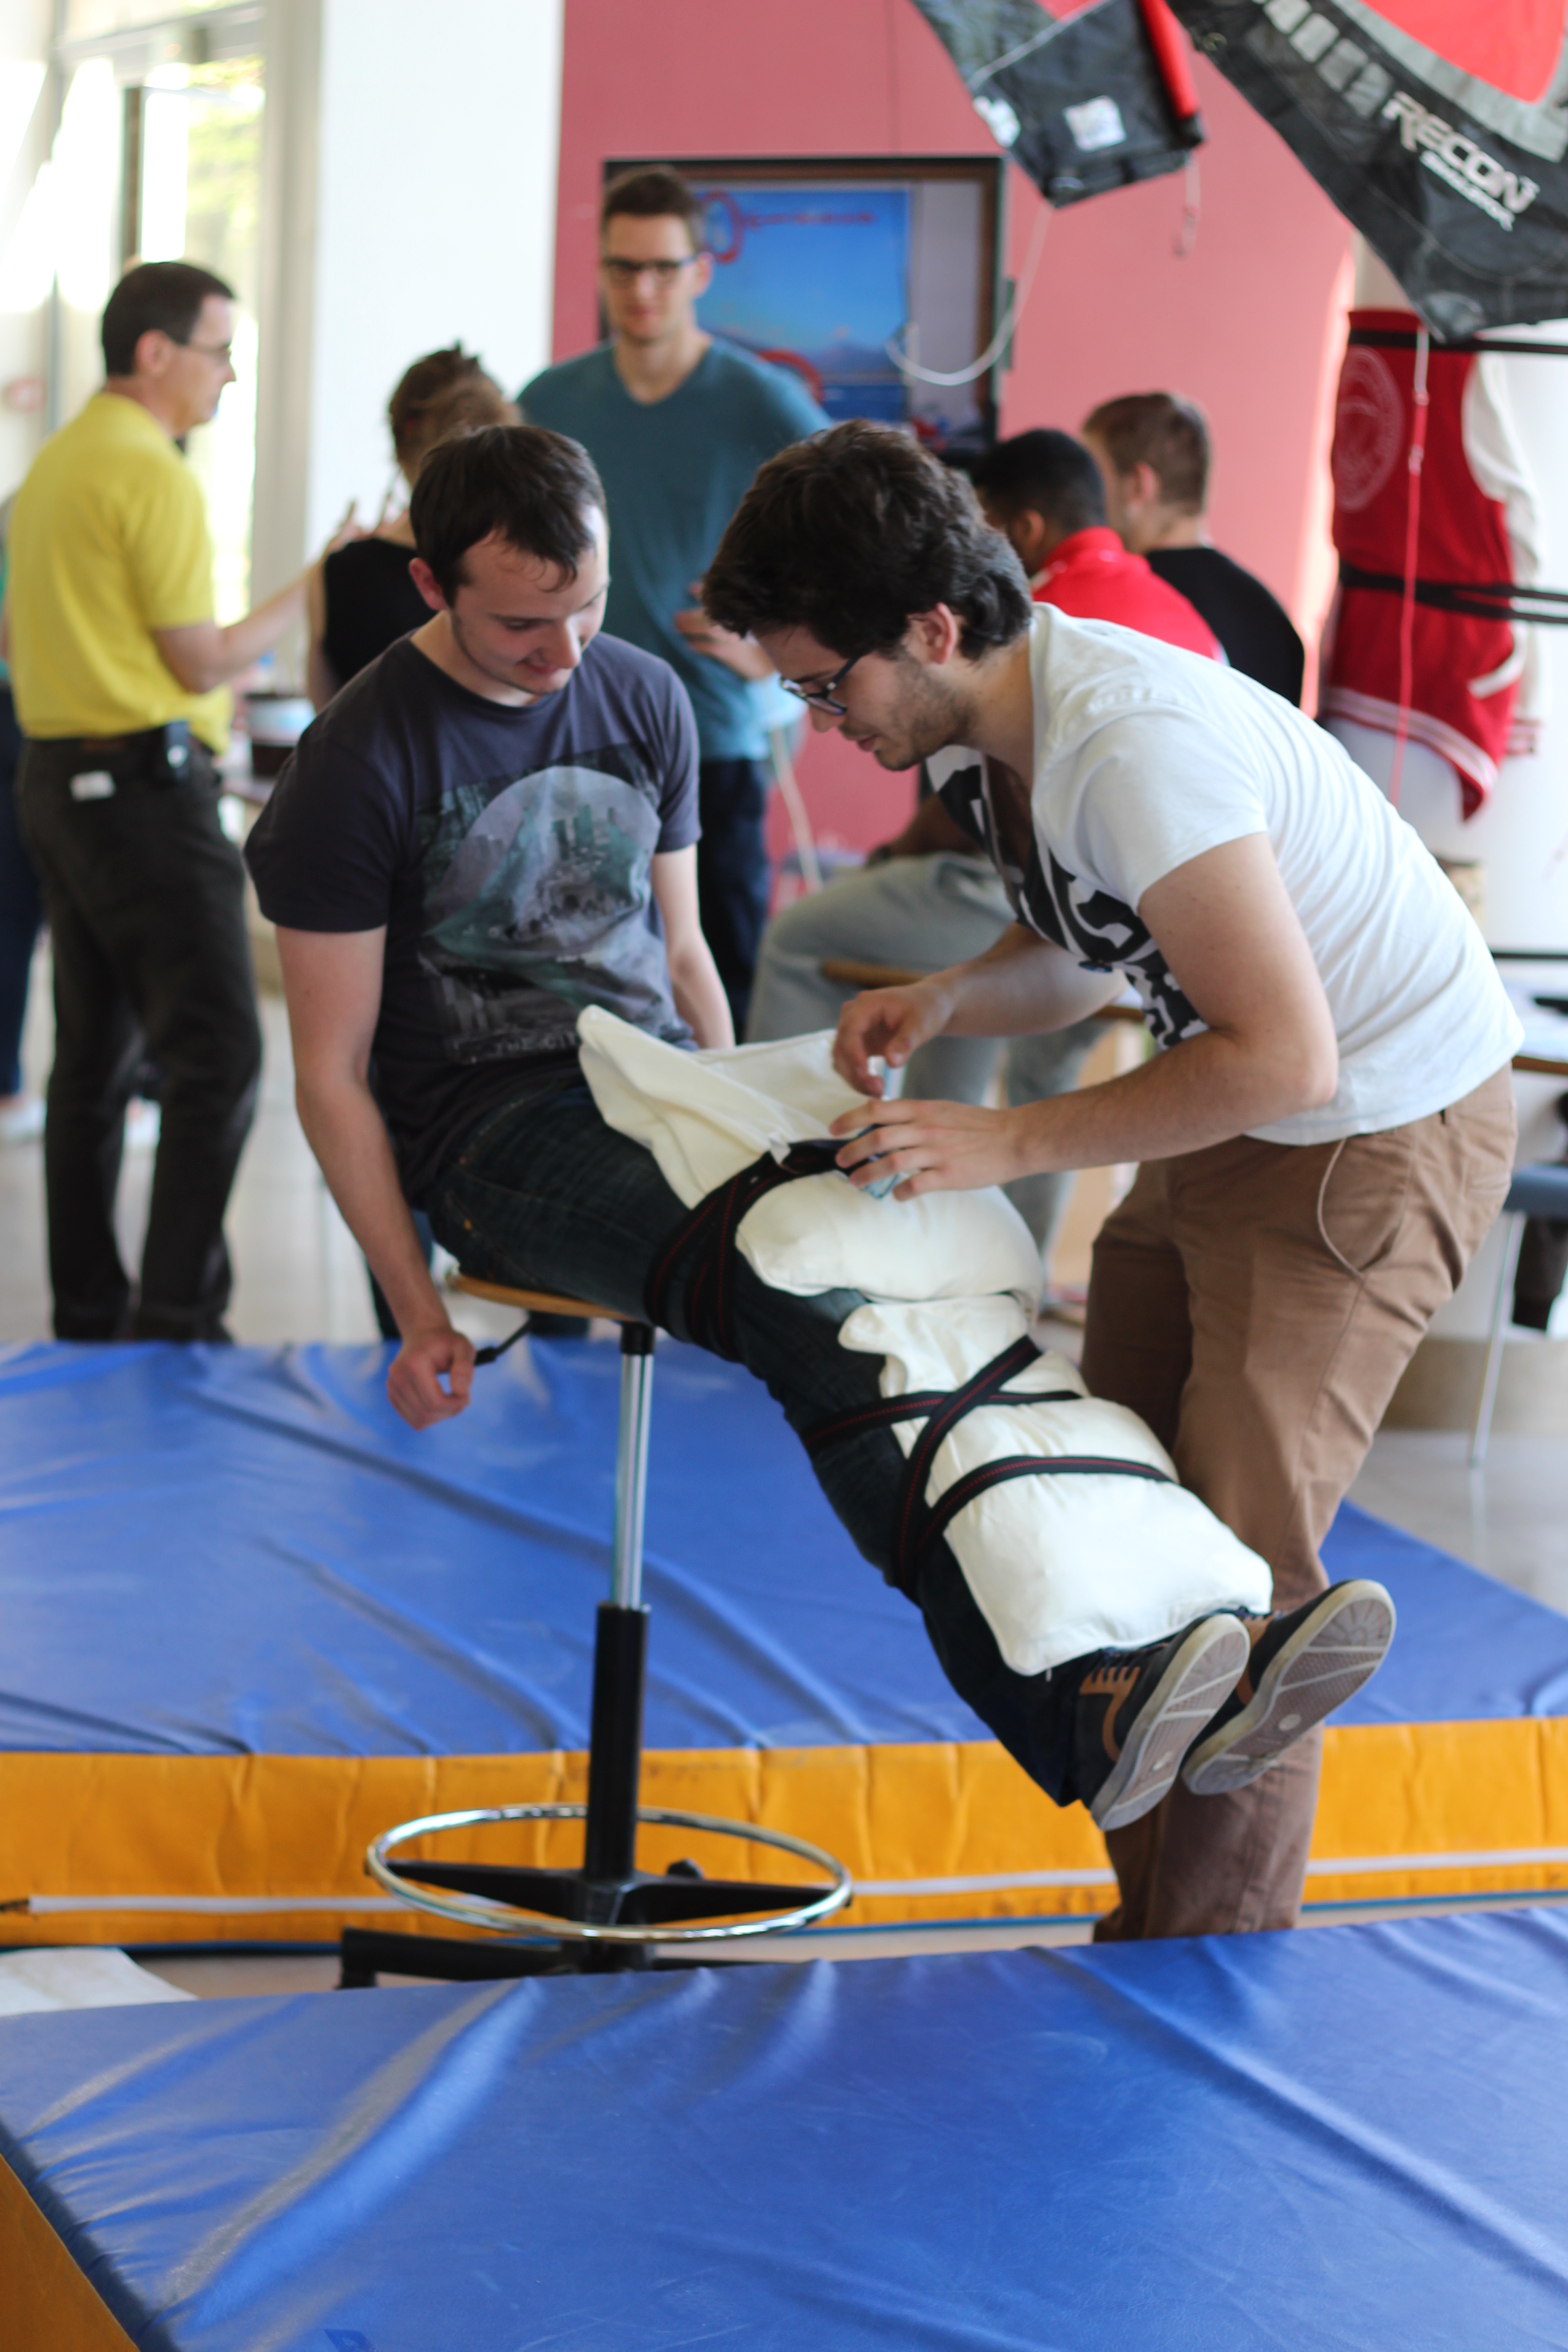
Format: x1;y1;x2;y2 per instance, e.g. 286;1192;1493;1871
578;1007;1271;1671
840;1296;1272;1674
578;1009;1041;1309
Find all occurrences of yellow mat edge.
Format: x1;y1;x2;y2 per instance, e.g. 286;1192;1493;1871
0;2157;138;2352
2;1718;1564;1942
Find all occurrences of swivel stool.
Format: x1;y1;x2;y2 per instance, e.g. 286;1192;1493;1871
340;1277;851;1986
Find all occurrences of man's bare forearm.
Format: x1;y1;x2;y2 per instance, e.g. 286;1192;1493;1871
294;1072;449;1337
932;926;1124;1036
668;940;734;1047
1009;1023;1320;1173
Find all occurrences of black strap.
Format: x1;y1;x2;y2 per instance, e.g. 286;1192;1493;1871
1338;562;1568;628
644;1150;1175;1598
911;1452;1173;1577
809;1333;1174;1601
644;1139;847;1359
474;1322;531;1367
800;1382;1083;1456
1346;327;1568;360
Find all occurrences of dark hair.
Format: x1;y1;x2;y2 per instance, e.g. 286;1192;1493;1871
970;429;1107;539
1082;393;1210;513
387;345;516;472
102;260;234;376
409;425;605;601
601;165;705;252
703;421;1032;661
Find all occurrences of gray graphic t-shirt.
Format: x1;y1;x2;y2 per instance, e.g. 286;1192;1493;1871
246;632;698;1198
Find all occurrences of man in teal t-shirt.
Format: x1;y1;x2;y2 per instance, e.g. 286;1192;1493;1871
521;165;827;1030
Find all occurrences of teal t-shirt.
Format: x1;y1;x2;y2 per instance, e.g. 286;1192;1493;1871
521;340;827;760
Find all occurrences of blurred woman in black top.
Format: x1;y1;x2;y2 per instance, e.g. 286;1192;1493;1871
307;347;517;707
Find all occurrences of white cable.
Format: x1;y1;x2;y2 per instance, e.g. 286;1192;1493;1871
1174;152;1200;258
885;200;1052;389
767;725;823;894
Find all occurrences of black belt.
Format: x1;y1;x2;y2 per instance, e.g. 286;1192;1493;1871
29;720;206;781
644;1141;1175;1600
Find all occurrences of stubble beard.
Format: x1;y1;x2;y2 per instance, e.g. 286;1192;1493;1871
885;658;974;770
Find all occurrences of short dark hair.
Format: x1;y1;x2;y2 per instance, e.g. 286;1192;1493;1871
703;421;1032;662
410;425;605;602
1083;393;1210;513
970;429;1107;539
601;165;705;252
102;260;234;376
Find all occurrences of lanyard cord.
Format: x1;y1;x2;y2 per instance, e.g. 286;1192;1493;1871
1388;325;1430;811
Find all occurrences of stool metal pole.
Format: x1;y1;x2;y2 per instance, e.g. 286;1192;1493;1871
357;1296;851;1982
1471;1213;1525;1469
610;1324;656;1610
583;1324;656;1893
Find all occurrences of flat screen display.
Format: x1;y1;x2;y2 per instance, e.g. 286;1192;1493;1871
604;157;1005;455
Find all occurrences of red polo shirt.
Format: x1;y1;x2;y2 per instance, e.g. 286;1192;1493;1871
1034;526;1221;660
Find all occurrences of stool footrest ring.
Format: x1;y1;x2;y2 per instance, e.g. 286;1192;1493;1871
368;1802;852;1944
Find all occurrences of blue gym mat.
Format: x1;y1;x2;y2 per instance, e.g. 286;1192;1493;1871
0;1339;1561;1759
3;1908;1567;2348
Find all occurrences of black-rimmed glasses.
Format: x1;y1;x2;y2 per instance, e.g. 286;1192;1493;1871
779;653;864;717
600;258;698;287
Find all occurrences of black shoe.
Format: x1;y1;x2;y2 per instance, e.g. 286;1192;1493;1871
1075;1614;1252;1833
1181;1579;1396;1798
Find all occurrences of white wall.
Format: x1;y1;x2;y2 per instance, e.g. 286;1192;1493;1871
252;0;563;598
0;0;57;507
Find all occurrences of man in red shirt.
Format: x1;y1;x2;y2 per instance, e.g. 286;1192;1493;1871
968;429;1220;657
745;431;1220;1286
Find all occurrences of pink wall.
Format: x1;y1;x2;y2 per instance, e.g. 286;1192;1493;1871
553;0;1353;853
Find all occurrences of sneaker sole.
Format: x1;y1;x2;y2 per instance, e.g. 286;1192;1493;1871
1180;1580;1396;1798
1090;1616;1252;1834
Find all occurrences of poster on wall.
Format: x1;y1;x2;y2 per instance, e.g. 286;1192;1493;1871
607;159;1005;455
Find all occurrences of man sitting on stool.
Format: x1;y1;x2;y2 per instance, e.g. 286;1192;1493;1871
245;423;1389;1856
746;428;1220;1283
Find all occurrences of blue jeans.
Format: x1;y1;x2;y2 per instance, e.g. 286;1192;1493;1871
427;1082;1083;1806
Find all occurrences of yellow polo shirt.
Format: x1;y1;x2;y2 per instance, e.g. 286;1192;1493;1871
7;391;231;752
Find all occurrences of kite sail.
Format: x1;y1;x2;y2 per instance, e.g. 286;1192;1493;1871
908;0;1203;208
1162;2;1568;329
913;0;1568;330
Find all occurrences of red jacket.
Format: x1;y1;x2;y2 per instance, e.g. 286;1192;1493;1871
1033;527;1221;660
1322;310;1521;817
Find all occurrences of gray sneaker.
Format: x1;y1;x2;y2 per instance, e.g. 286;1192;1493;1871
1181;1580;1396;1798
1075;1614;1252;1833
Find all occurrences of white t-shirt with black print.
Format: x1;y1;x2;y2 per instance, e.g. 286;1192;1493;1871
929;606;1519;1145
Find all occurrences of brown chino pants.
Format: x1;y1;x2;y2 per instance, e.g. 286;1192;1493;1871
1079;1065;1516;1940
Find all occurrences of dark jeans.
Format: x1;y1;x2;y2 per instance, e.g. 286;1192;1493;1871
427;1083;1083;1807
16;736;262;1340
697;757;770;1036
0;688;42;1097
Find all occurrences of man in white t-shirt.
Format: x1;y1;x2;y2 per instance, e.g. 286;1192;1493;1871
702;421;1520;1942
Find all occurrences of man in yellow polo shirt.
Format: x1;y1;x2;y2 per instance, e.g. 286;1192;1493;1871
7;261;317;1340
